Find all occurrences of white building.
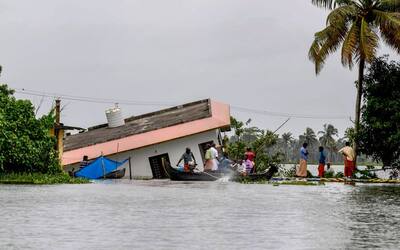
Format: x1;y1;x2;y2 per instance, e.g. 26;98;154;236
62;99;231;179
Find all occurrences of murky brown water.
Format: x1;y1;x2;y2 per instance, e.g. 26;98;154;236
1;180;400;249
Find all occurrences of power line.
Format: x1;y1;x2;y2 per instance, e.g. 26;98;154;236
231;106;351;120
14;88;352;120
15;88;178;107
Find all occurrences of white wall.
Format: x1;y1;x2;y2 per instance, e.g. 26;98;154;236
65;129;220;178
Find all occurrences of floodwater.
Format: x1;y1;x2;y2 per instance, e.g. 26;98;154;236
1;180;400;250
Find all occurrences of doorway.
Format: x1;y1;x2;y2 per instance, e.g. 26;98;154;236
149;154;170;179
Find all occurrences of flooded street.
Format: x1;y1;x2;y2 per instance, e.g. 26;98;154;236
1;181;400;250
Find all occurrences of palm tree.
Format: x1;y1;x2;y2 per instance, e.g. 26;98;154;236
300;127;318;146
309;0;400;164
281;132;293;161
318;124;339;161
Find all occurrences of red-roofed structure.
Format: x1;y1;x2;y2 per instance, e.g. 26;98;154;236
63;99;230;179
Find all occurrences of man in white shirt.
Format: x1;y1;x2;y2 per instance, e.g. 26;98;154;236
210;143;219;171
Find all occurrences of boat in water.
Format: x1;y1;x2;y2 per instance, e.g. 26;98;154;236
167;164;232;181
167;163;278;182
231;164;279;182
104;168;126;179
73;156;128;179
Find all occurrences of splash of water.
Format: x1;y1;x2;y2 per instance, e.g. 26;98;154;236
217;177;230;183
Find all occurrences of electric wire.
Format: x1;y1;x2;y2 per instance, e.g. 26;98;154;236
14;88;352;120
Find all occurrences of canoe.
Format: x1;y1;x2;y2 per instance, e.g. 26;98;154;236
167;164;232;181
104;168;126;179
231;164;279;182
167;163;278;182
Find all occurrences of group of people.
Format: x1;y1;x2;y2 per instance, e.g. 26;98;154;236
176;143;228;173
235;148;256;175
296;142;355;178
176;144;256;175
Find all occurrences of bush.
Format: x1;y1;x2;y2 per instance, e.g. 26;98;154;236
0;85;61;174
354;165;377;179
0;172;89;184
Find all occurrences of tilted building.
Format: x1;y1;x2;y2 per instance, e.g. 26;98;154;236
62;99;231;179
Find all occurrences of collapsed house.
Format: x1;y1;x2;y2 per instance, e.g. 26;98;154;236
62;99;231;179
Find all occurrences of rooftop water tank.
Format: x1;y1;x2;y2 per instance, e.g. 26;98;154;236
105;104;125;128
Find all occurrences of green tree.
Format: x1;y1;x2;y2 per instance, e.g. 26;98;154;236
309;0;400;164
0;85;60;174
281;132;293;161
299;127;318;146
318;124;339;161
359;56;400;167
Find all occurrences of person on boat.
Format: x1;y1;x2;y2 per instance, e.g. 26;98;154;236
218;152;233;171
325;162;334;176
177;147;197;172
210;143;219;171
245;147;256;173
245;147;256;162
244;155;254;174
204;144;213;171
339;142;355;178
238;159;247;175
296;142;308;178
318;146;326;177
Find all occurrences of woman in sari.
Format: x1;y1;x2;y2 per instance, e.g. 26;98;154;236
297;142;308;178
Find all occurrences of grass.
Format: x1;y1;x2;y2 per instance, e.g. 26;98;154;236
276;181;323;186
240;179;324;185
0;172;90;185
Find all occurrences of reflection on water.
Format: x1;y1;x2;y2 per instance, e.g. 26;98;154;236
0;181;399;250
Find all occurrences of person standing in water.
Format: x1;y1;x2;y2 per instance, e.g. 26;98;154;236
318;146;326;177
297;142;308;178
339;142;356;178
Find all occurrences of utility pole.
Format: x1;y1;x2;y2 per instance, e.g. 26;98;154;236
54;99;61;152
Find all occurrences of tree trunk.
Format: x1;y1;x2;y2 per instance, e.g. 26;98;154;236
353;58;365;167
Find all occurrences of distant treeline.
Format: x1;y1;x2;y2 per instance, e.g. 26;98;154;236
229;123;369;165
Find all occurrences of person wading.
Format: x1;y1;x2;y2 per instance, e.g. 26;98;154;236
318;146;326;178
339;142;355;178
297;142;309;178
177;147;197;172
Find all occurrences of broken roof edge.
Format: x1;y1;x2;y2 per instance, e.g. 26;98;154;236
88;99;211;131
62;100;230;166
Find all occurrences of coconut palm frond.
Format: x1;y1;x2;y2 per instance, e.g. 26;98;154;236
326;4;357;26
379;0;400;12
309;22;348;74
312;0;354;9
341;20;360;68
359;18;379;63
373;10;400;53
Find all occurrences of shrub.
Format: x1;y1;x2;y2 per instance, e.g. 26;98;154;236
0;85;61;174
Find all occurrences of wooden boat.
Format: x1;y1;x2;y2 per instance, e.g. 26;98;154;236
104;168;126;179
168;163;278;182
167;164;232;181
231;164;279;182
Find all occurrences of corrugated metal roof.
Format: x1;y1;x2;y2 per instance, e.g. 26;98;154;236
64;99;212;151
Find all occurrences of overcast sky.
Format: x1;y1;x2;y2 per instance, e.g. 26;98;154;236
0;0;397;138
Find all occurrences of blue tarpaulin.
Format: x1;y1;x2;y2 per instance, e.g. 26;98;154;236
75;156;128;179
